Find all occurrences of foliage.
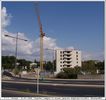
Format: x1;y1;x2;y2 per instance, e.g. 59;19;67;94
56;60;105;79
74;66;82;74
17;59;31;72
12;67;20;75
67;74;77;79
53;60;56;71
45;61;53;71
44;60;56;72
56;67;79;79
34;59;40;67
2;56;104;75
56;72;68;79
81;60;97;74
2;56;16;69
34;59;56;72
95;61;104;74
63;68;75;74
2;56;32;72
63;66;81;75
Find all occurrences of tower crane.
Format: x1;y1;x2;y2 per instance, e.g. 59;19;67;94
35;3;45;72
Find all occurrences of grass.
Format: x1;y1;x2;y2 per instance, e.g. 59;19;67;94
21;89;32;93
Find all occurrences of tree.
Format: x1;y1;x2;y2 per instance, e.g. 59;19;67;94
53;60;56;71
45;61;53;71
81;60;97;74
74;66;81;74
34;59;40;67
63;68;75;74
2;56;16;69
95;61;104;74
17;59;32;72
12;67;20;76
2;56;32;72
61;68;78;79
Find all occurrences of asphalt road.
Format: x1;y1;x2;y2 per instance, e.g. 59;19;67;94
4;77;104;85
2;89;48;97
2;79;104;97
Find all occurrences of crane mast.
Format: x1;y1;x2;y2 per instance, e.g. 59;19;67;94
36;3;45;72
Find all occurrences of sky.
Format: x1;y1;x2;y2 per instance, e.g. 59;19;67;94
1;1;104;61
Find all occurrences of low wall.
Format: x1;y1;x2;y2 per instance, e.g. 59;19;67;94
21;71;52;79
78;74;104;79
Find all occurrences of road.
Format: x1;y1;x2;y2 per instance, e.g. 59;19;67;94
4;77;104;85
2;78;104;97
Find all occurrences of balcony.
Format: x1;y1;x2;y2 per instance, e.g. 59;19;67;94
63;58;72;62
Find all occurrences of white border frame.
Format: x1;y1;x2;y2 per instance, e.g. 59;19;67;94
0;0;105;99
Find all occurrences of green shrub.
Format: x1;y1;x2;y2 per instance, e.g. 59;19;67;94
56;72;77;79
68;73;77;79
12;68;20;75
56;72;68;79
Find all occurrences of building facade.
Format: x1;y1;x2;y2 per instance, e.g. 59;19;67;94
55;49;81;74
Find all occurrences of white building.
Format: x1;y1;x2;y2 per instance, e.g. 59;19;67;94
55;49;81;74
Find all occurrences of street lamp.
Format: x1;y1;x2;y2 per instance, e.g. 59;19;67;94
45;48;56;77
4;32;28;69
30;62;39;94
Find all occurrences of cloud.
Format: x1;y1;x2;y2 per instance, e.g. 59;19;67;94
1;7;104;62
1;7;11;30
1;7;60;61
66;46;74;50
34;36;60;51
1;7;34;58
82;51;104;61
31;36;60;61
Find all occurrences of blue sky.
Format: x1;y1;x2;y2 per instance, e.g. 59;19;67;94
2;1;104;61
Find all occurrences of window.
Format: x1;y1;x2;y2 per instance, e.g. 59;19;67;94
67;51;71;53
60;55;62;57
76;55;78;57
76;58;78;60
67;61;71;64
60;58;62;60
60;51;62;54
67;65;70;67
77;61;78;63
76;51;78;54
60;65;62;67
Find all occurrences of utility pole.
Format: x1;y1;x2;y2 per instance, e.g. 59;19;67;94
5;32;28;69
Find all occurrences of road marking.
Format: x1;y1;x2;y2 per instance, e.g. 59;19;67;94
52;84;57;86
2;80;104;88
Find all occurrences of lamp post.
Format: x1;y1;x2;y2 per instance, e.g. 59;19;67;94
45;48;56;77
30;62;39;94
4;32;28;69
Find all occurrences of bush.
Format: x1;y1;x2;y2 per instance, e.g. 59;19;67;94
12;68;20;75
68;73;77;79
56;72;77;79
56;72;68;79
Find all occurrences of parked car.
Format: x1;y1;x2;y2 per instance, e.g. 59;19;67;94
2;71;13;77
